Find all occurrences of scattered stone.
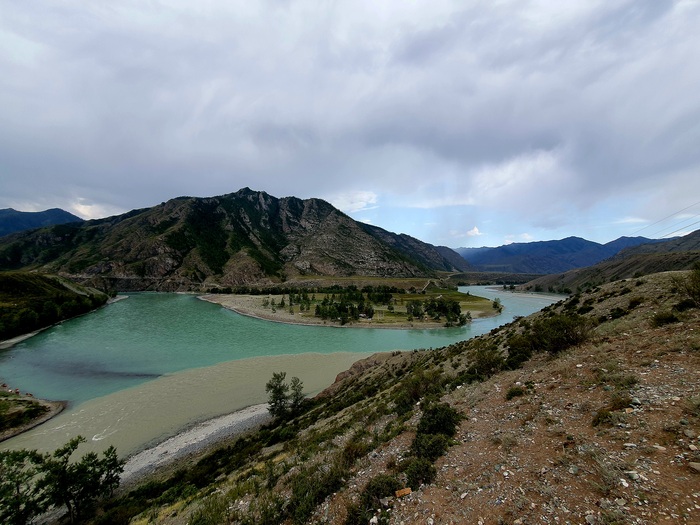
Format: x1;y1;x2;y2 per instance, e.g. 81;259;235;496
689;462;700;474
369;517;379;525
684;429;697;439
653;445;667;452
625;471;640;480
690;444;699;452
624;443;637;449
615;498;627;506
586;514;597;524
631;397;642;405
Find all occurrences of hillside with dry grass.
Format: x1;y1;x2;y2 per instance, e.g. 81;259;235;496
94;269;700;525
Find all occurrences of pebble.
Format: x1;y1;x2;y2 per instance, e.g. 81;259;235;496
689;462;700;473
624;443;637;449
653;445;667;452
585;514;597;524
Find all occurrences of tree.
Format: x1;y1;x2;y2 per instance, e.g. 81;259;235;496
39;436;125;524
265;372;290;419
0;449;47;525
289;376;305;414
0;438;124;525
265;372;305;419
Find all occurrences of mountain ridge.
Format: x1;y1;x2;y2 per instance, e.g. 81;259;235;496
0;208;83;237
455;235;663;274
0;188;469;291
522;229;700;292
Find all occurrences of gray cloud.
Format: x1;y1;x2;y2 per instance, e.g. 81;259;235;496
1;1;699;246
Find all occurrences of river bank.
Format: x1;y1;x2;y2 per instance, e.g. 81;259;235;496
120;403;272;486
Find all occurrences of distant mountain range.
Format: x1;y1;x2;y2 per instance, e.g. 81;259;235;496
455;236;666;274
523;229;700;292
0;188;469;291
0;208;83;237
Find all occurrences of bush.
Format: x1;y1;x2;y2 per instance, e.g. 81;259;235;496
404;458;436;489
673;298;696;312
411;433;449;461
465;343;505;381
344;474;401;525
650;311;679;327
505;386;526;400
507;314;592;357
417;403;461;438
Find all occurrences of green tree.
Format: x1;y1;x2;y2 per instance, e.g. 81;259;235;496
289;376;305;414
265;372;290;419
0;450;47;525
39;436;124;523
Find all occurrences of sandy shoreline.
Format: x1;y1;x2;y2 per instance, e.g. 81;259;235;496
120;403;272;485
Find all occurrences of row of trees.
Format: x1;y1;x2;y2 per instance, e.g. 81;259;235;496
0;293;108;340
314;300;375;325
0;437;124;525
405;297;470;326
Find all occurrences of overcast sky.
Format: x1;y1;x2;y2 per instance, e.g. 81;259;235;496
1;1;699;248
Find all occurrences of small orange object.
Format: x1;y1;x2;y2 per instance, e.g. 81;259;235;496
395;487;412;498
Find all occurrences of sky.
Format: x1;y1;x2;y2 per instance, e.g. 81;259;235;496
1;1;700;249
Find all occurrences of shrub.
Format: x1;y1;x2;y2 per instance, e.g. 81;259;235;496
404;458;436;489
628;297;643;309
465;343;505;380
417;403;461;438
411;433;449;461
344;474;401;525
505;386;526;400
673;298;696;312
592;409;613;427
675;262;700;306
506;313;592;358
650;311;679;327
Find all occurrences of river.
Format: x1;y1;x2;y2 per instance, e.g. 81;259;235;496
0;286;560;456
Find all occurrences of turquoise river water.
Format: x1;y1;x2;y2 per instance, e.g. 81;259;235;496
0;286;560;456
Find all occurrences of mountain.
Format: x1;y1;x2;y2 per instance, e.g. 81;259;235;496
455;235;659;274
523;228;700;292
0;188;469;291
0;208;83;237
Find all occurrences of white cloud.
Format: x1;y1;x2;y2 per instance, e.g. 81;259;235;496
504;233;535;245
327;191;378;213
615;216;648;225
466;226;483;237
70;200;125;220
0;1;699;246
